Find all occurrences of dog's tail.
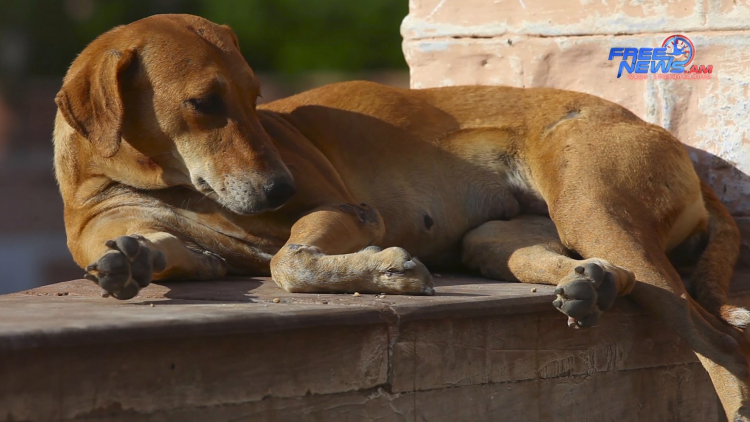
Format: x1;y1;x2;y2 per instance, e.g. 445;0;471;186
688;181;747;329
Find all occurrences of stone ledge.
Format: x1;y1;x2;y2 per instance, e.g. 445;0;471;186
0;276;561;351
3;273;749;421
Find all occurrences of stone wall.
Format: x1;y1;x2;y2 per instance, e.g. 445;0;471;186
402;0;750;265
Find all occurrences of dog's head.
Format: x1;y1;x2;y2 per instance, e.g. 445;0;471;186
55;14;295;215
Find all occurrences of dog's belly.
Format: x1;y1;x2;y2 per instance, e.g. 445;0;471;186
329;128;550;265
364;162;546;266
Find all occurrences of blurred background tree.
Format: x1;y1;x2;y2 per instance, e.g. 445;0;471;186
0;0;409;294
0;0;407;81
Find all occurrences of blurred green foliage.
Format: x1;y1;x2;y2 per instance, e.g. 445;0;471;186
0;0;408;79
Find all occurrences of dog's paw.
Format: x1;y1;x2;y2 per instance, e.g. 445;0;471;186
552;261;623;329
374;247;434;295
84;235;166;300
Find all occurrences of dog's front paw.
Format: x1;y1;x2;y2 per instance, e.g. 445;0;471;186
84;235;166;300
373;247;434;295
552;261;622;329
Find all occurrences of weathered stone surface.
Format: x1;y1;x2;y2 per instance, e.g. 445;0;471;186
390;309;698;392
70;389;404;422
403;0;750;40
0;295;388;350
1;323;389;421
535;364;717;422
707;1;750;30
53;363;719;422
404;35;650;115
5;274;749;421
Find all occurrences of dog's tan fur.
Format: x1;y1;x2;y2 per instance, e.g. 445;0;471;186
54;15;747;419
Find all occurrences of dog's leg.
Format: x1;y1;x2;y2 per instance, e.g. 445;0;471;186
517;120;748;418
76;214;227;299
462;215;635;328
464;213;750;418
270;203;434;294
553;210;750;420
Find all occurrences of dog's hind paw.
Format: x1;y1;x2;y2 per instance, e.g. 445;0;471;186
553;260;633;329
84;235;166;300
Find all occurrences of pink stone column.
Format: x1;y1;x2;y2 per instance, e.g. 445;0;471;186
402;0;750;265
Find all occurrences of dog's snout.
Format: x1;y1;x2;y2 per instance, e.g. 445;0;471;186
264;179;296;208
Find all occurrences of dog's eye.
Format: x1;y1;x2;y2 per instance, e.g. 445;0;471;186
185;93;224;115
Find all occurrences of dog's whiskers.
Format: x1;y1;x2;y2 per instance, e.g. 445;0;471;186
195;191;216;206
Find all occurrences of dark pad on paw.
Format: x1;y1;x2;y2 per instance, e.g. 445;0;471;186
558;279;597;300
97;252;129;275
130;248;155;288
111;280;139;300
152;250;167;273
559;299;594;319
113;235;141;258
98;272;130;292
597;272;618;310
576;307;602;328
582;262;605;287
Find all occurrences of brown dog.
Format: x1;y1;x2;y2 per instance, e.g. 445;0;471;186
54;14;747;419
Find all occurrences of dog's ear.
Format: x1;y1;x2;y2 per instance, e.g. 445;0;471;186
221;25;241;51
55;48;137;158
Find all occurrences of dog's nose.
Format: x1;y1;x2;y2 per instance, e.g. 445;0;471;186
264;179;296;208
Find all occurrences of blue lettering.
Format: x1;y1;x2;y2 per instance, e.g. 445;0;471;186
650;58;673;73
608;48;624;60
623;48;638;63
635;61;649;73
638;48;653;60
617;61;636;78
652;48;669;61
